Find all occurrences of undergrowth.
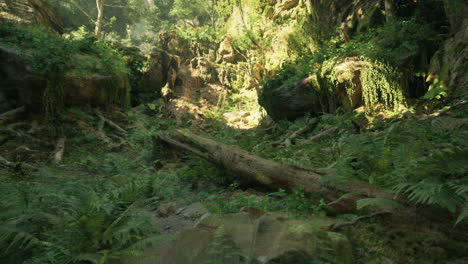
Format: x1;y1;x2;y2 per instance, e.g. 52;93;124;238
0;108;178;264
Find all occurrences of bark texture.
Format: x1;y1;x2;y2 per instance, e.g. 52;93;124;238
155;129;397;210
95;0;104;39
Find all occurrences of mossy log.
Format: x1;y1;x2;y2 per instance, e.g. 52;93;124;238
155;129;398;211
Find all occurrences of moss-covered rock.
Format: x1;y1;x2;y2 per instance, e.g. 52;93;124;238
0;0;63;33
122;211;353;264
426;2;468;98
0;44;131;113
259;57;408;120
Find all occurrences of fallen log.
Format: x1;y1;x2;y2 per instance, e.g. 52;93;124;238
155;129;398;211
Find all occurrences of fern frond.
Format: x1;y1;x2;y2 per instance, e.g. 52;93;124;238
356;198;403;211
455;206;468;226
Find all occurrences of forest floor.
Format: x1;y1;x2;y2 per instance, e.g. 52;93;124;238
1;94;468;263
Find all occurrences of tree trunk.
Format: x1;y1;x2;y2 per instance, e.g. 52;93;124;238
384;0;395;22
155;129;398;211
95;0;105;39
27;0;64;34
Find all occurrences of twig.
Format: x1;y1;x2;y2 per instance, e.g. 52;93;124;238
329;211;391;231
0;106;26;124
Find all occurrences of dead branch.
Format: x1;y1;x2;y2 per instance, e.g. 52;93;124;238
95;110;127;137
272;118;319;147
0;106;26;124
305;127;340;143
75;120;126;150
329;211;392;231
52;137;66;164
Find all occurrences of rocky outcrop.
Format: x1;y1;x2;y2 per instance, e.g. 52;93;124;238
157;30;193;62
137;49;180;101
0;0;63;33
0;45;130;112
123;210;353;264
0;45;45;111
190;57;217;83
272;0;300;19
259;58;407;120
259;75;323;120
427;1;468;97
217;36;235;63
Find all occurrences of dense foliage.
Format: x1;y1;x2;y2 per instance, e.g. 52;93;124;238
0;0;467;263
0;21;128;75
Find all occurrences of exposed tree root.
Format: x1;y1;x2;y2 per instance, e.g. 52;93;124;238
7;122;29;130
329;211;392;231
0;106;26;125
0;134;14;146
75;119;126;150
1;127;52;148
52;137;66;164
14;145;39;153
272;118;319;147
95;109;127;137
0;155;37;172
27;120;40;134
305;127;340;143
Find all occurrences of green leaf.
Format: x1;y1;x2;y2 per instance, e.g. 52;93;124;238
147;103;157;111
356;198;403;211
454;207;468;226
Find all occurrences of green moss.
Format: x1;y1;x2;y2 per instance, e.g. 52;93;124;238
360;60;408;112
42;78;65;125
98;75;131;109
260;57;408;120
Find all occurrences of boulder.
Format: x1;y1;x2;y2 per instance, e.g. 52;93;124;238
0;45;46;111
157;30;192;61
259;58;407;120
217;36;235;63
427;16;468;97
137;49;180;101
0;45;130;112
190;57;217;83
259;75;325;120
122;210;353;264
0;0;63;33
272;0;300;19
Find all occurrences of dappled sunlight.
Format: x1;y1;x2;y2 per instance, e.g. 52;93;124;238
1;0;467;263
